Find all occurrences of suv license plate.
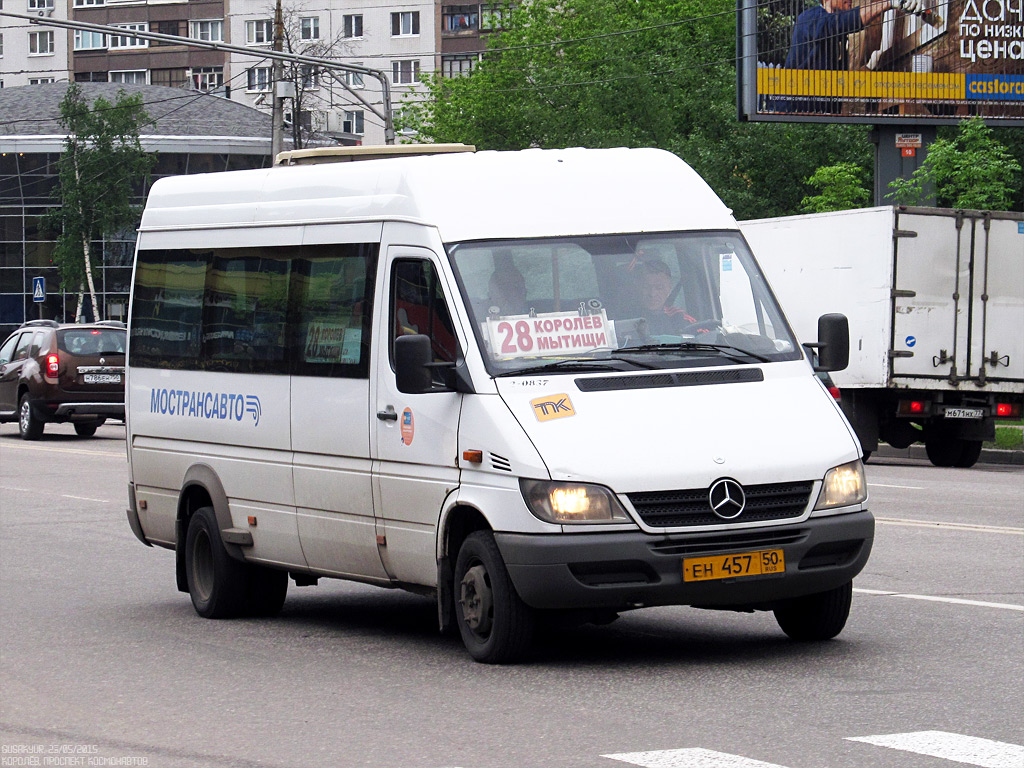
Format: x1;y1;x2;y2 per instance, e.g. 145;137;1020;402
944;407;983;419
83;373;121;384
683;549;785;582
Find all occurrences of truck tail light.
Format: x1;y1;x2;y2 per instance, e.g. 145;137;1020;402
897;399;929;416
45;353;60;382
996;402;1020;418
828;385;841;402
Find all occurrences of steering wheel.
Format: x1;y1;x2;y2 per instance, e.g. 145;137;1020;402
681;318;723;334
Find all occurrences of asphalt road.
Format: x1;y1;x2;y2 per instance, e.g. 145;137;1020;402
1;423;1021;768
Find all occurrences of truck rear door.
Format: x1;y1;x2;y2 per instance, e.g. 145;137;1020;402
890;209;1024;390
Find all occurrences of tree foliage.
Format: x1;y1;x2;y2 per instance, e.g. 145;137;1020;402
801;162;870;212
44;84;154;321
888;117;1022;210
399;0;870;219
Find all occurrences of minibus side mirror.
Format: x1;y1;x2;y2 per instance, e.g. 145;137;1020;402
395;335;435;394
812;313;850;373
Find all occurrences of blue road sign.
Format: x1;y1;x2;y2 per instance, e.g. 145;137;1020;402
32;277;46;303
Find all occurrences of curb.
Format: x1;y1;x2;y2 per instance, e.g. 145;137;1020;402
874;444;1024;466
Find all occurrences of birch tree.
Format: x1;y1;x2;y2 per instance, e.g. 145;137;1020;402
45;84;154;322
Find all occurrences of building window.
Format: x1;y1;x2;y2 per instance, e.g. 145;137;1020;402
300;17;319;40
391;59;420;85
342;110;364;135
150;68;187;88
442;54;477;77
151;20;183;45
29;77;56;84
0;34;3;57
28;31;54;55
442;6;479;33
247;67;271;92
391;11;420;36
109;23;148;50
343;69;364;89
28;0;54;10
481;4;512;30
72;0;104;5
188;20;223;43
109;70;147;84
299;65;319;89
246;19;272;45
75;71;108;82
342;14;363;39
190;66;223;92
74;30;106;50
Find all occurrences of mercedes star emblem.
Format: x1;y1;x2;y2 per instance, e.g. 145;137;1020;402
708;478;746;520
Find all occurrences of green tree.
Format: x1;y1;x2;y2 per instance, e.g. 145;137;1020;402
800;162;870;212
888;117;1022;210
399;0;870;219
44;84;154;322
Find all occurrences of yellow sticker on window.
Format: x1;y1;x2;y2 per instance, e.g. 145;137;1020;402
531;394;576;422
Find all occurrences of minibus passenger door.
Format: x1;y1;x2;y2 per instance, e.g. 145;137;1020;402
373;250;463;587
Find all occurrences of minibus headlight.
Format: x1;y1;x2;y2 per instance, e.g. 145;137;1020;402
519;479;631;524
814;460;867;510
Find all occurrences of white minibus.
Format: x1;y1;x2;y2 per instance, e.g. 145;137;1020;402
125;146;872;663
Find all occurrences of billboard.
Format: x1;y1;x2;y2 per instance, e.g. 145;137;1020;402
738;0;1024;124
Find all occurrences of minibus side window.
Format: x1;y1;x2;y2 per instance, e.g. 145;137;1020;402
390;259;458;382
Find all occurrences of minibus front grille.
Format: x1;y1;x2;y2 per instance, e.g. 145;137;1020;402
575;368;763;392
628;481;814;528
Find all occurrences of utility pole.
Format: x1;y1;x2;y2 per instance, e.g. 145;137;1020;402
271;0;285;160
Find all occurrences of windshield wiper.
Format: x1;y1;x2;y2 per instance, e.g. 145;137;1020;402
613;342;773;364
495;359;642;377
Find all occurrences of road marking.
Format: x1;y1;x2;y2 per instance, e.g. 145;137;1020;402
875;517;1024;535
855;588;1024;611
869;482;925;489
0;443;124;458
847;731;1024;768
62;494;112;503
603;749;788;767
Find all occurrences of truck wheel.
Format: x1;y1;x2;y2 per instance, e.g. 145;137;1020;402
18;394;43;440
954;440;983;468
925;436;962;467
774;581;852;641
245;566;288;617
184;506;248;618
453;531;536;663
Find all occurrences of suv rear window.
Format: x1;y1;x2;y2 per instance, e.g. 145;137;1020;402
58;329;126;356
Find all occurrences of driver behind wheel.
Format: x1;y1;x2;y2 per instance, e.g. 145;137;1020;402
637;259;698;335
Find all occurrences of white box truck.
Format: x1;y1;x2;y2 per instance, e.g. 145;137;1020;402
742;206;1024;468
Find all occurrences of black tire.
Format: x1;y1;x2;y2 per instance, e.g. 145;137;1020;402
861;450;872;463
774;581;853;641
184;506;248;618
245;565;288;617
954;440;983;468
18;393;43;441
925;436;962;467
74;422;99;437
453;530;536;663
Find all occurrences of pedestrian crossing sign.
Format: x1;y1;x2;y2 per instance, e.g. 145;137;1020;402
32;276;45;302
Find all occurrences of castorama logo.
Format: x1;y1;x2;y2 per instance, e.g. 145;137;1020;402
150;388;262;426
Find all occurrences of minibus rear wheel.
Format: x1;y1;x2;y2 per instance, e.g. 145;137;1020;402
454;531;536;663
185;506;248;618
773;581;852;641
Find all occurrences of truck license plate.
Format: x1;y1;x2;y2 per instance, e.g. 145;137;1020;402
83;374;121;384
683;549;785;582
944;407;983;419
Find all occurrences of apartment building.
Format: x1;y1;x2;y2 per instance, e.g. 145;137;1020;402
1;0;72;89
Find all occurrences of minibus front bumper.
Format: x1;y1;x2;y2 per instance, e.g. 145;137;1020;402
494;511;874;611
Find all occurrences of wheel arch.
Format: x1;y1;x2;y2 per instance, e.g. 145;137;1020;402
174;464;244;592
436;501;492;634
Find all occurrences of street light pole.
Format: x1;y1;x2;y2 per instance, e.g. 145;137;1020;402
271;0;284;160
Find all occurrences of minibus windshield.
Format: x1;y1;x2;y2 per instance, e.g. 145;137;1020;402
447;232;802;375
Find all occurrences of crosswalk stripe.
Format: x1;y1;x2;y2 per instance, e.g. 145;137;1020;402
602;748;788;768
847;731;1024;767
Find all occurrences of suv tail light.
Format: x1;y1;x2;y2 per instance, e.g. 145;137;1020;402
45;353;60;382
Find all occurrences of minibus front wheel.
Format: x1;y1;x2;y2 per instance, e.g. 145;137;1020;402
454;531;536;664
773;580;853;641
185;506;248;618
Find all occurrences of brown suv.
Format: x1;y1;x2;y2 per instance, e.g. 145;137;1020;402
0;320;126;440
